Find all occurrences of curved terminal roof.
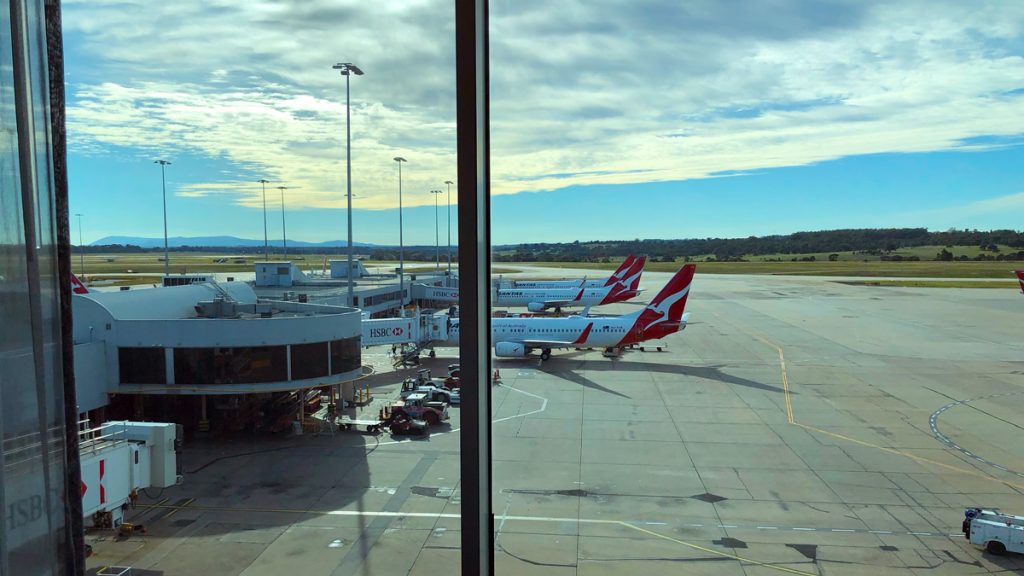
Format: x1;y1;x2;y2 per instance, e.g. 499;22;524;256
78;282;258;320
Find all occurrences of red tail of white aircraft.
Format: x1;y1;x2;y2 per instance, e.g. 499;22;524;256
71;273;89;294
603;255;637;286
1015;270;1024;294
618;263;695;345
604;255;647;302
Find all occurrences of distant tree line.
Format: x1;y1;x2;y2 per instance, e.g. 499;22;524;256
74;244;456;262
76;228;1024;263
492;228;1024;262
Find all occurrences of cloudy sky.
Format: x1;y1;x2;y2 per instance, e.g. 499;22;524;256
64;0;1024;245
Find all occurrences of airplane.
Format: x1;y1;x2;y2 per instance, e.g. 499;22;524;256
71;273;89;294
501;255;644;289
493;257;645;313
1016;270;1024;294
449;264;695;360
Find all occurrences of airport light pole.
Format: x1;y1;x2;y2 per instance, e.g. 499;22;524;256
277;186;289;260
394;157;407;301
444;180;454;277
154;159;171;276
333;61;364;306
75;213;85;276
258;179;270;261
430;189;443;270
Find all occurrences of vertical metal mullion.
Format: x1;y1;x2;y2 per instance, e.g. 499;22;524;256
456;0;493;574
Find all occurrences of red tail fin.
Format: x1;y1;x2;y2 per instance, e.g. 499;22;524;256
625;255;646;291
617;264;696;345
71;273;89;294
644;264;695;322
1016;270;1024;294
603;255;636;286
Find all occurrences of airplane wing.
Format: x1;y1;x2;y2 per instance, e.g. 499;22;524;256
521;338;582;349
540;287;586;308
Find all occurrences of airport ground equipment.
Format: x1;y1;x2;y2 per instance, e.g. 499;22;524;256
392;392;449;425
336;412;427;435
963;508;1024;554
80;421;179;530
399;380;460;405
337;415;387;433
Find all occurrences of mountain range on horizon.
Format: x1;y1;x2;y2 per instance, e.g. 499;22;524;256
89;235;381;248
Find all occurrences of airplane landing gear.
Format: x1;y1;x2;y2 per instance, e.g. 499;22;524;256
540;348;552;361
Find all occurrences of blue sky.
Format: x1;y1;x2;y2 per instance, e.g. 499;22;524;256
63;1;1024;246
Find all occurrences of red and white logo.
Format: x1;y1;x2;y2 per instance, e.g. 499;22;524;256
71;273;89;294
392;327;403;336
1016;271;1024;294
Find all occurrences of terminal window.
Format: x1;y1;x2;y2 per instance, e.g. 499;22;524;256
118;347;167;384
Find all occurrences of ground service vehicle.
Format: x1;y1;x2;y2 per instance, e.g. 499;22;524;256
964;508;1024;555
392;392;449;425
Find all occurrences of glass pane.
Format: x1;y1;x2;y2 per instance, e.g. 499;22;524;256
66;2;461;574
0;1;69;573
491;2;1024;574
290;342;329;380
118;347;167;384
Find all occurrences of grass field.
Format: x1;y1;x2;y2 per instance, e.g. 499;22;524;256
72;250;1023;281
529;260;1022;278
834;279;1019;289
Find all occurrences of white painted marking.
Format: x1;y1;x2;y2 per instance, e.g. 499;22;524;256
718;524;737;528
831;529;855;532
909;532;931;536
793;527;815;531
870;530;893;534
757;526;778;530
645;522;668;526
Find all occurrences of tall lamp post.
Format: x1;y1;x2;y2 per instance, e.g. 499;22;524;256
444;180;454;277
333;61;364;306
154;159;171;276
430;189;443;270
75;213;85;276
277;186;289;260
394;157;407;301
258;179;270;261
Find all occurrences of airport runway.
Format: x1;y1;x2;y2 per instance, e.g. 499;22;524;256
87;270;1024;575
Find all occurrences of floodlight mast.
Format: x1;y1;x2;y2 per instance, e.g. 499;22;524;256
333;62;364;306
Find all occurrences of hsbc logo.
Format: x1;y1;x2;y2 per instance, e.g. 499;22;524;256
392;327;403;336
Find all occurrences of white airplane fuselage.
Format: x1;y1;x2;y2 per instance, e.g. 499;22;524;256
502;278;607;290
448;315;636;351
493;285;630;311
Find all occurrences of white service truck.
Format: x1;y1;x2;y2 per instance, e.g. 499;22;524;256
964;508;1024;555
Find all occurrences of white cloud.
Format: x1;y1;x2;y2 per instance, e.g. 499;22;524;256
64;0;1024;211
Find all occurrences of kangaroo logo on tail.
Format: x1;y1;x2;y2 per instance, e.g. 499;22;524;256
603;255;637;287
618;264;695;345
71;273;89;294
1015;270;1024;294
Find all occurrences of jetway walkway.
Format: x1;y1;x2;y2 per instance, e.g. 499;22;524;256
361;309;453;366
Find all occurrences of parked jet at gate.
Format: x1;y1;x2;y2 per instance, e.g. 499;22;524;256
493;258;644;312
503;255;645;290
450;264;695;360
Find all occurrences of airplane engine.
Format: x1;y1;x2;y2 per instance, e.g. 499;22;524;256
494;342;528;357
526;302;547;313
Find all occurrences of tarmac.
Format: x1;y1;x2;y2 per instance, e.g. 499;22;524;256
86;269;1024;575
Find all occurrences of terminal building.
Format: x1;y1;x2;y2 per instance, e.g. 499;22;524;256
73;280;364;434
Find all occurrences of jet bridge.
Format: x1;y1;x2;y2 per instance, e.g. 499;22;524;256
361;309;450;347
